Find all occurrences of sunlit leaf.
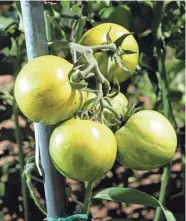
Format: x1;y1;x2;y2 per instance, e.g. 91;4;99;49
94;187;176;221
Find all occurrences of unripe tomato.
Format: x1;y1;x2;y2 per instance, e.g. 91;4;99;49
14;56;86;125
104;92;128;125
49;119;117;181
115;110;177;170
83;92;128;129
79;23;139;83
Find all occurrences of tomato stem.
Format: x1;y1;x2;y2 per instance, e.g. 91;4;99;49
47;13;68;41
68;42;124;122
93;82;103;108
13;103;29;221
48;38;122;124
13;36;29;221
82;181;94;218
91;42;116;52
44;5;55;42
75;16;87;43
154;165;170;221
152;2;178;220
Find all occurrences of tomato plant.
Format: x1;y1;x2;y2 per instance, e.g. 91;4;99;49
115;110;177;170
49;119;117;182
0;1;185;221
14;55;86;125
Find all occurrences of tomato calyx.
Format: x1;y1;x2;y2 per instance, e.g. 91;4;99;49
76;96;122;124
120;102;141;126
104;35;138;81
108;78;120;98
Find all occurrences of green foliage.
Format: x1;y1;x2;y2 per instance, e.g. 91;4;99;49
94;187;176;221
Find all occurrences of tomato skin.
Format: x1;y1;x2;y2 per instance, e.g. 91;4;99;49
49;119;117;181
14;55;86;125
115;110;177;170
79;23;139;83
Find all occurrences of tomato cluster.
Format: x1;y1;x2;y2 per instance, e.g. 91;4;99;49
14;23;177;182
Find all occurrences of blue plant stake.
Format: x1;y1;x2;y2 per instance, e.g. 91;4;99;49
20;1;68;218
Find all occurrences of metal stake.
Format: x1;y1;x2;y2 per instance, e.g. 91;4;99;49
20;1;67;218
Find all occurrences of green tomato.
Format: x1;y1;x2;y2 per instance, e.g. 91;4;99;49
115;110;177;170
79;23;139;83
83;92;128;129
103;92;128;126
14;56;87;125
49;119;117;182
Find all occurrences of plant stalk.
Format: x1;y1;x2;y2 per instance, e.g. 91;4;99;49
44;5;55;42
13;104;29;221
14;35;29;221
82;181;94;219
75;16;87;43
152;2;175;221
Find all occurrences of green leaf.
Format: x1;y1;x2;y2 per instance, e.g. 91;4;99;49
97;0;110;7
0;16;14;31
99;7;115;20
94;187;158;206
105;5;132;30
61;0;70;8
114;33;133;48
94;187;176;221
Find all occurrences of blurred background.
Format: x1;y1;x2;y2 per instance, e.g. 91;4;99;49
0;1;185;221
